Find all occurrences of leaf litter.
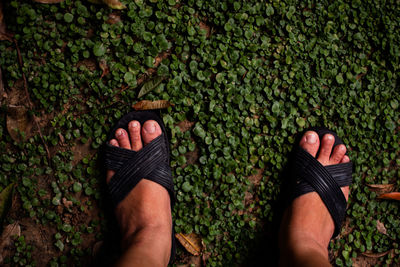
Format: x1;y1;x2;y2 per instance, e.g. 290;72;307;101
175;232;204;256
133;100;174;110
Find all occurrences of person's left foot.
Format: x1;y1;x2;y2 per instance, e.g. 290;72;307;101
107;120;171;262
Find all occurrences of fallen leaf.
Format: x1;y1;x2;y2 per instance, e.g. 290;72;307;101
104;0;126;9
0;184;14;227
76;59;97;71
178;120;195;133
0;223;20;247
0;222;20;264
175;232;204;256
361;250;390;258
199;21;211;38
88;0;126;9
138;76;164;98
99;59;109;78
6;105;33;142
106;13;121;24
32;0;65;3
377;192;400;201
376;220;387;235
133;100;173;110
367;184;395;195
62;198;73;209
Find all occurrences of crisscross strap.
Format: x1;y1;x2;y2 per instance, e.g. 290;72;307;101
291;147;352;238
104;134;175;206
290;126;354;238
292;161;353;199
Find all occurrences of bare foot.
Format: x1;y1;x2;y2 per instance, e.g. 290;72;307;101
107;120;171;266
279;131;350;265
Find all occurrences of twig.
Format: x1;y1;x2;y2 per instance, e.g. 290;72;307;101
12;38;51;164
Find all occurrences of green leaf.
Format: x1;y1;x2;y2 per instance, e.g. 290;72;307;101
271;101;281;113
55;239;64;251
193;124;206;139
336;74;344;84
138;76;164;98
296;117;306;128
182;181;192;192
93;43;106;57
124;72;135;84
64;13;74;23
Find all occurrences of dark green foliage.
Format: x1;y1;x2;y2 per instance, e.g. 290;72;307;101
0;0;399;266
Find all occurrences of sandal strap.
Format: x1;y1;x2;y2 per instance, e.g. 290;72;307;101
293;161;353;198
105;134;174;206
292;147;351;237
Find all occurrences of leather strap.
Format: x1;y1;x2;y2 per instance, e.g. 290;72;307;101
105;134;174;206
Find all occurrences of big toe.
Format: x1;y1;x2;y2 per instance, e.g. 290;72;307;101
299;131;320;157
142;120;162;145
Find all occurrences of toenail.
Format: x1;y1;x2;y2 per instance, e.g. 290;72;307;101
144;122;156;133
306;133;317;144
130;121;139;128
326;134;334;140
116;129;124;136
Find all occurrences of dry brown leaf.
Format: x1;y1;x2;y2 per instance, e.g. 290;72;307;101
99;59;109;78
376;220;387;235
175;232;204;256
133;100;174;110
76;59;97;71
378;192;400;201
32;0;65;3
6;105;34;142
367;184;395;195
361;250;390;258
0;223;20;247
95;0;126;9
106;13;121;24
62;197;73;209
199;21;211;38
0;223;20;264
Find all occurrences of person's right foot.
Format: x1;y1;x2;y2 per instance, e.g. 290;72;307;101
279;131;350;264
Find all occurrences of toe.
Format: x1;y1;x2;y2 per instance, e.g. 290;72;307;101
142;120;162;145
299;131;320;157
340;155;350;163
107;139;119;183
317;134;335;164
109;139;119;147
330;144;346;165
115;128;131;149
129;121;143;152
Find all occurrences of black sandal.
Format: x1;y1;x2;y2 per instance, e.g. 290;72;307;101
290;127;353;238
104;110;176;262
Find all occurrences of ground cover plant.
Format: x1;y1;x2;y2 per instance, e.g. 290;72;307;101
0;0;399;266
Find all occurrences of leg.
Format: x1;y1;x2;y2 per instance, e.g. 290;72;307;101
107;120;171;267
279;131;350;267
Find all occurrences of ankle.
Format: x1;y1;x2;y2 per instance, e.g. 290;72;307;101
280;233;330;267
121;223;172;249
281;230;329;257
